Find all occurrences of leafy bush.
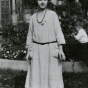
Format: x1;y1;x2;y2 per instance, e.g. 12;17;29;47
58;1;88;62
0;21;29;60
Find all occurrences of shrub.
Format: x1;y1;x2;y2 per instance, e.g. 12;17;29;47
0;21;29;60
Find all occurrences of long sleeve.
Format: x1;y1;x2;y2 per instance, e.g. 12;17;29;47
53;12;65;45
74;29;88;43
26;17;33;49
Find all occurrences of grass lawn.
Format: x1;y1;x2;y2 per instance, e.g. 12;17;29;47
0;69;88;88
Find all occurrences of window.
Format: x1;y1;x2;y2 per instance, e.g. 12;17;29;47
0;0;11;24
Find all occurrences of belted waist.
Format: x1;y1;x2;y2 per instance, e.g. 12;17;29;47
33;41;57;45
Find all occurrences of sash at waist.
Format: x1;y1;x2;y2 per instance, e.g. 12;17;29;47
33;41;57;45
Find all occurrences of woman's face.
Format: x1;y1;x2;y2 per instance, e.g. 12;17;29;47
37;0;48;9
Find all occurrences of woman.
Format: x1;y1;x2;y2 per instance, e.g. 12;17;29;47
25;0;66;88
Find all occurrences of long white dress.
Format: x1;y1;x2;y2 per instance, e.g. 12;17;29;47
25;9;65;88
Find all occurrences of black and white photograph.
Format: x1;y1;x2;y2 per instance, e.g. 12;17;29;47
0;0;88;88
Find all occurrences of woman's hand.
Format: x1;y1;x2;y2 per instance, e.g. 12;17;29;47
58;50;66;61
26;52;33;63
71;33;75;37
58;45;66;61
26;46;33;63
26;53;30;62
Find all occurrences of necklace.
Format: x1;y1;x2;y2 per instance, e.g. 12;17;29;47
36;9;47;25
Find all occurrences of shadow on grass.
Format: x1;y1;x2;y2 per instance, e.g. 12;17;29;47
0;69;88;88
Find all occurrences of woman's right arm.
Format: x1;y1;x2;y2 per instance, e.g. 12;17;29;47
26;17;33;62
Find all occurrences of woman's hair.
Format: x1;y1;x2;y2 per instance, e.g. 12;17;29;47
34;0;51;6
74;21;83;28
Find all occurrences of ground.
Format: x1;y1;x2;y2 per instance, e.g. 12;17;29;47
0;69;88;88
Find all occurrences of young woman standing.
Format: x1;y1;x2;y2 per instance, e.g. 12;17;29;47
25;0;66;88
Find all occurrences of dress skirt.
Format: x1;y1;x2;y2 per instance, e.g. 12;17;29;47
25;42;64;88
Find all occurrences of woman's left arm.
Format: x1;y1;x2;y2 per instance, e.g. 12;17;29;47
53;12;66;61
53;12;65;45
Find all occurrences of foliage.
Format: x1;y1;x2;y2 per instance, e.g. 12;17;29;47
0;69;26;88
56;0;68;16
70;1;83;16
14;70;27;88
0;69;88;88
63;72;88;88
2;22;29;45
56;1;84;43
0;22;29;60
56;1;86;61
22;0;36;9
